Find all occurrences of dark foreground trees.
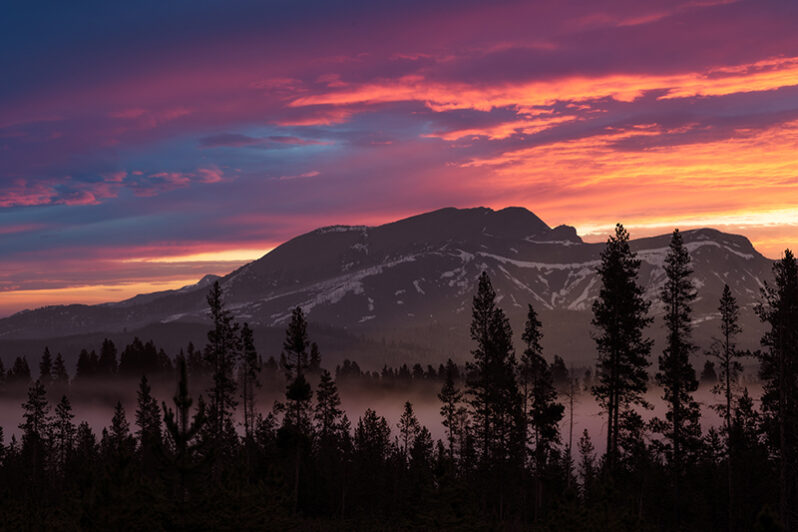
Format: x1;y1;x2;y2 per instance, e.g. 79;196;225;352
0;257;795;530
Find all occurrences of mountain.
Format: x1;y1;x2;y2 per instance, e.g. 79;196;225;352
0;207;774;367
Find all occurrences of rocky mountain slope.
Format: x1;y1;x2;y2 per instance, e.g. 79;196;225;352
0;207;775;365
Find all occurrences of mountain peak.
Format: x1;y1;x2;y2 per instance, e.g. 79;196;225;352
373;205;571;243
0;208;774;362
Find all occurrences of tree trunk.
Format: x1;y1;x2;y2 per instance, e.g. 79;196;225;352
294;443;301;514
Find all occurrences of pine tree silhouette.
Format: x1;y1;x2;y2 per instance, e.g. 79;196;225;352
591;224;652;473
756;249;798;530
655;229;701;527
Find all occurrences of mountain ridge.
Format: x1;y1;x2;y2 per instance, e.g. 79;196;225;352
0;207;773;365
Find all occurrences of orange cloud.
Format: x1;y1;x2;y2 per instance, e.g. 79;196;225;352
289;56;798;113
461;119;798;258
425;112;578;141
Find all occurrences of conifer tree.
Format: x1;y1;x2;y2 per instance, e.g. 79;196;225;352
98;338;118;376
466;272;523;465
135;376;162;474
20;380;51;471
107;401;135;460
709;284;746;531
655;229;701;525
89;350;99;375
578;429;596;497
52;353;69;384
283;307;312;431
52;395;76;471
352;409;392;514
314;368;349;516
9;356;32;384
410;426;434;470
550;355;569;387
756;249;798;530
239;322;260;441
520;303;544;447
204;281;240;445
75;421;98;461
354;408;392;464
75;349;95;380
465;271;524;519
591;224;652;472
397;401;421;461
314;369;343;441
438;359;463;460
39;348;52;384
520;303;564;516
162;357;207;510
282;306;313;514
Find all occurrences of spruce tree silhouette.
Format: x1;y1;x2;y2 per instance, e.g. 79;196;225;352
591;223;652;474
708;284;747;532
757;249;798;530
655;228;702;527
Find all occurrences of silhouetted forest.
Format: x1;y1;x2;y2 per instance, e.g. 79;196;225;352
0;227;796;530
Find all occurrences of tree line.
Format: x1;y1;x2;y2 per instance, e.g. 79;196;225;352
0;226;796;530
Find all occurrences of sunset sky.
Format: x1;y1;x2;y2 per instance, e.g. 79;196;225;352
2;0;798;316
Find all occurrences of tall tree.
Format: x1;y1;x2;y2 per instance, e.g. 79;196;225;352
135;375;162;473
465;272;524;519
397;401;421;461
106;401;135;461
756;249;798;530
283;307;312;432
75;349;96;380
162;357;207;513
466;272;523;465
520;303;564;516
313;368;349;516
52;395;76;471
591;223;653;472
578;429;597;498
282;306;314;514
39;348;52;384
709;284;746;531
203;281;240;445
438;359;463;460
52;353;69;384
19;380;51;472
239;322;260;441
655;229;701;525
314;369;343;441
98;338;118;376
9;356;32;384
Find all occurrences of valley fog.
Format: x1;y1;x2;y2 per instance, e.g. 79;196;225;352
0;374;763;456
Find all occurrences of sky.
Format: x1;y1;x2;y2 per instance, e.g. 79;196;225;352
2;0;798;316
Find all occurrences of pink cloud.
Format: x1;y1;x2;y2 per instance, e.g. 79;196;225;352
197;166;224;183
0;180;57;207
104;170;127;182
278;170;320;181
